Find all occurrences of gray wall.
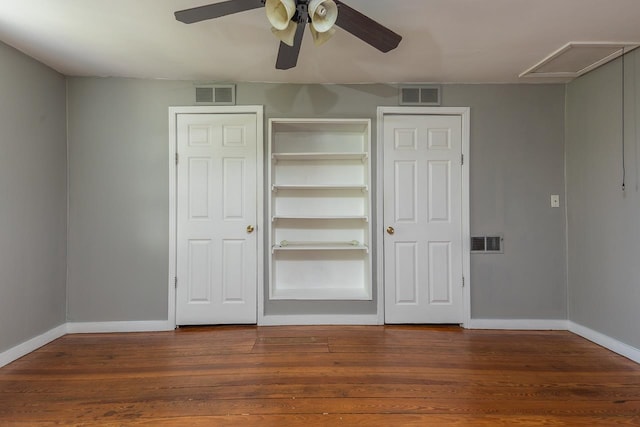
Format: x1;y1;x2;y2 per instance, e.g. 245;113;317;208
447;85;567;319
67;79;173;321
566;50;640;348
0;42;67;352
66;78;566;322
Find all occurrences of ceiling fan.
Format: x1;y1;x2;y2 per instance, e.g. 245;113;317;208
175;0;402;70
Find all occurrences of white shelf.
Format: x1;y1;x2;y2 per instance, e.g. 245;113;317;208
272;152;368;161
272;244;369;253
272;215;368;221
272;184;368;191
270;288;371;301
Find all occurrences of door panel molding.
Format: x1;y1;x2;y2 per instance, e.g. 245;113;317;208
376;107;470;326
169;106;264;329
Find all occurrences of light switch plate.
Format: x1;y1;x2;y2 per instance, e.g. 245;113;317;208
551;194;560;208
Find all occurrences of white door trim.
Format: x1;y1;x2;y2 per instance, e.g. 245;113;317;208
376;107;471;327
168;106;264;329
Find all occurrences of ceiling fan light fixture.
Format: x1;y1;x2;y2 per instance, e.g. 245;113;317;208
265;0;296;30
309;0;338;33
271;21;298;46
310;25;336;46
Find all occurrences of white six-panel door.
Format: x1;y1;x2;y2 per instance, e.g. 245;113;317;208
383;114;464;323
176;113;258;325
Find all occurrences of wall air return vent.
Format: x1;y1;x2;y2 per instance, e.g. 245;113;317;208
471;235;503;254
195;84;236;105
399;85;441;106
520;42;640;80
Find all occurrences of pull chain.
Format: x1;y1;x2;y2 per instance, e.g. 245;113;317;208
622;48;626;192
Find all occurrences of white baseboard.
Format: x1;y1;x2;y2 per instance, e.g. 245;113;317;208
259;314;381;326
569;321;640;364
0;324;67;368
466;318;569;330
467;319;640;365
66;320;174;334
3;319;638;369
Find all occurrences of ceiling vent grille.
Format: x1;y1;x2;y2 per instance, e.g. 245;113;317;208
471;235;504;254
399;85;441;106
195;84;236;105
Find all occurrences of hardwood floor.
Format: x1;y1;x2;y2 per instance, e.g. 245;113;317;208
1;325;639;426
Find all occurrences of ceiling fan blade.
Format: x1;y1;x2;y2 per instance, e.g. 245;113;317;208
276;21;306;70
333;0;402;53
175;0;264;24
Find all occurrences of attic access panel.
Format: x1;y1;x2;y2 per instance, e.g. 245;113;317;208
520;42;640;79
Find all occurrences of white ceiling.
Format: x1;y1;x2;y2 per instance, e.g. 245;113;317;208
1;0;639;84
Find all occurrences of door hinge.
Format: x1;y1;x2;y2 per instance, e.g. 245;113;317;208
462;276;465;287
175;153;179;165
461;153;464;166
174;277;178;288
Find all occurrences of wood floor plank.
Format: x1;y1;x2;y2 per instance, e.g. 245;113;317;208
1;325;639;425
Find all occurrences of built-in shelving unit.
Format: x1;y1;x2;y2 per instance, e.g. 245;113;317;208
268;118;372;300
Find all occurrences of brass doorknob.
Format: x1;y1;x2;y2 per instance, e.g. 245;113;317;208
246;225;255;233
386;226;395;235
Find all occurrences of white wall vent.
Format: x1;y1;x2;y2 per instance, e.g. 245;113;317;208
195;84;236;105
471;235;504;254
399;85;441;106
